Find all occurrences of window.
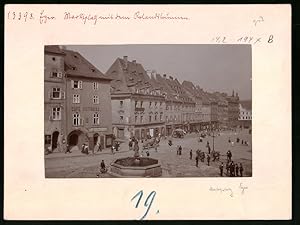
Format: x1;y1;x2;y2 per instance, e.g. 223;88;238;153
93;113;100;125
160;114;162;121
155;115;157;121
135;116;138;123
51;107;61;120
160;102;162;106
73;94;80;104
140;101;143;107
149;102;152;107
140;116;143;123
51;87;64;99
120;116;124;122
73;112;80;126
93;82;99;90
120;101;124;107
93;95;99;104
166;116;168;122
155;102;157;106
72;80;83;89
149;115;152;122
135;101;138;108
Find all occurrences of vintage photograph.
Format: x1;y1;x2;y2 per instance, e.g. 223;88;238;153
44;44;252;178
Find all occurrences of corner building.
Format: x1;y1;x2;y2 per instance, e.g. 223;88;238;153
106;56;166;140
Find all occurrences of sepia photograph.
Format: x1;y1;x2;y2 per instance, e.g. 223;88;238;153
44;44;252;178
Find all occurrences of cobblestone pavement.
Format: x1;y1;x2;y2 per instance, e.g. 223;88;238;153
45;129;252;178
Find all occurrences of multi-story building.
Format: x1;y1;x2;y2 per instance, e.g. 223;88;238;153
181;80;203;132
106;56;165;140
63;49;113;150
44;46;113;152
164;76;195;132
213;92;229;128
238;100;252;128
227;90;240;128
44;46;66;151
153;73;183;136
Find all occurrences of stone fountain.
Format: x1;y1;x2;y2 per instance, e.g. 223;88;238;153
109;140;162;177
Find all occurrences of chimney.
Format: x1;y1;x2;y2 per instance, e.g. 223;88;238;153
163;74;167;78
123;56;128;69
59;45;66;50
169;76;173;80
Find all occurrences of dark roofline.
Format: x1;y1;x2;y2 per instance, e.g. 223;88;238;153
66;73;113;81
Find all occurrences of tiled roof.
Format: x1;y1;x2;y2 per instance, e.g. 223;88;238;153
240;100;252;110
63;49;111;80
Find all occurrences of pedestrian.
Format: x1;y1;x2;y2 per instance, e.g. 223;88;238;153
190;149;193;160
239;163;244;177
206;141;210;148
65;144;71;154
226;161;230;176
111;145;115;155
176;146;179;155
196;156;199;167
228;138;231;143
154;142;158;152
207;145;211;154
207;154;211;166
219;162;224;176
230;161;235;177
231;141;234;147
146;151;150;157
235;163;239;176
241;140;244;145
129;139;133;151
226;150;232;161
236;137;240;143
179;146;182;155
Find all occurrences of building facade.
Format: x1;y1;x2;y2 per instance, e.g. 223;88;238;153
107;57;165;140
44;46;113;152
44;46;66;151
238;100;252;128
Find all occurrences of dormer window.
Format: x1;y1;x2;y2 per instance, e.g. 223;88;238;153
72;67;76;70
74;55;78;59
91;68;95;72
52;57;56;61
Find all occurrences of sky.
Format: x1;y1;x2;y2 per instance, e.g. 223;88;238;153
67;45;252;100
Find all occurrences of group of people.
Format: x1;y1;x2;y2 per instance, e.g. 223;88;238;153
219;161;244;177
228;137;249;147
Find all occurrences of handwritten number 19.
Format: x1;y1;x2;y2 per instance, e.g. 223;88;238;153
131;190;157;220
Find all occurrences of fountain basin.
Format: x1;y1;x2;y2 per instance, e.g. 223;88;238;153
109;157;162;177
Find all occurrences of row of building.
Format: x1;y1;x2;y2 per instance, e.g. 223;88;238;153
44;46;251;152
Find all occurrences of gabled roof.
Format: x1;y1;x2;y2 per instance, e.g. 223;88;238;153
63;49;111;80
106;57;161;94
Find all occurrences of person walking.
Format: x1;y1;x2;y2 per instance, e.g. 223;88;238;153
207;145;211;154
227;150;232;161
230;161;235;177
190;149;193;160
207;154;211;166
235;163;239;177
154;142;158;152
65;144;71;154
179;146;182;155
239;163;244;177
219;162;224;176
195;155;199;167
226;161;230;176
